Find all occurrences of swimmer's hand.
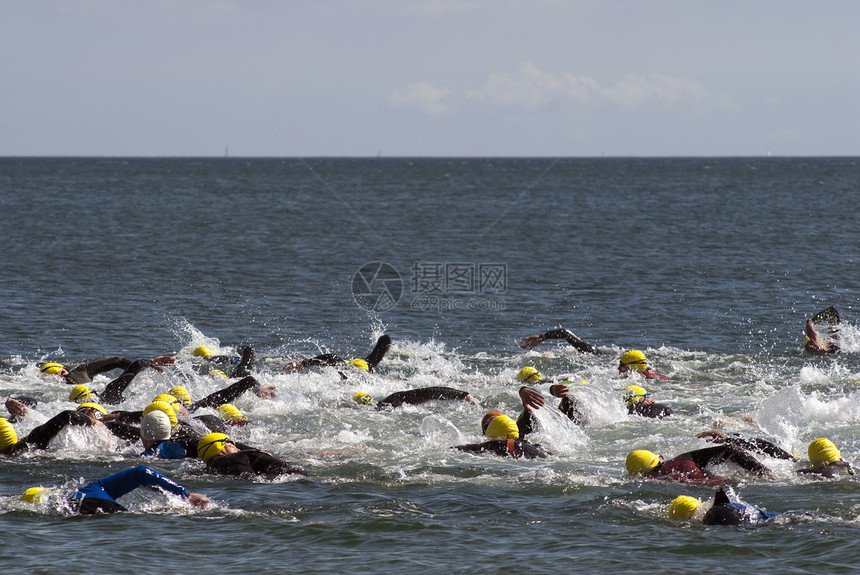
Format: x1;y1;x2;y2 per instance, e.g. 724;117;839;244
519;386;545;412
5;398;28;418
149;356;175;373
697;430;727;443
253;385;277;399
519;334;546;350
464;393;478;405
188;493;210;508
283;360;307;373
549;384;569;398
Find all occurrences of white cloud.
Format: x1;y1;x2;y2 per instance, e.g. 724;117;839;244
400;62;710;113
602;73;709;108
389;82;453;114
465;62;599;108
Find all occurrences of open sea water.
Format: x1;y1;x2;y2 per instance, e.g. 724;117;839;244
0;157;858;574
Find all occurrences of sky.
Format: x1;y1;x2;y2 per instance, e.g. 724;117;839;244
1;0;858;157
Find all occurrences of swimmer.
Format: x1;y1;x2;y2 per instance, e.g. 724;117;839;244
618;350;670;380
197;432;307;477
519;328;602;355
283;334;392;377
668;487;780;525
517;367;585;426
139;409;195;459
0;410;98;456
797;438;854;477
625;444;772;485
21;465;209;514
40;355;174;385
358;387;477;410
453;411;549;459
623;385;673;419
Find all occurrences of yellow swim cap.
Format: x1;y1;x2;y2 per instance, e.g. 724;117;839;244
77;403;107;416
346;358;370;372
620;350;648;371
40;362;65;375
217;403;247;424
353;392;373;405
517;366;543;384
209;369;227;379
808;438;841;466
668;495;701;519
197;432;230;463
21;486;49;504
152;394;182;415
69;385;96;403
142;401;179;428
192;345;213;358
626;450;661;475
0;418;18;450
168;386;192;406
623;385;649;406
482;413;519;439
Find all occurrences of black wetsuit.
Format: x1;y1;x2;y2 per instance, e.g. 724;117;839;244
206;442;306;477
454;438;548;459
94;359;152;405
720;435;796;461
629;401;673;419
188;376;262;412
542;329;602;355
376;386;471;410
63;356;134;385
0;410;93;456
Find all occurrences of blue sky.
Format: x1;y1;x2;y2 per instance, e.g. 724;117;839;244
2;0;857;156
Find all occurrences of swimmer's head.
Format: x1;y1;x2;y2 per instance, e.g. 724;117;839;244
668;495;702;519
197;432;231;463
69;384;96;404
140;410;173;442
0;418;18;450
623;385;649;406
77;403;107;420
21;486;50;504
152;394;183;415
142;401;179;428
192;345;212;358
217;403;247;426
168;386;192;406
353;392;373;405
481;412;519;439
619;350;648;372
626;449;661;475
517;366;543;384
40;362;66;376
808;438;841;466
209;369;227;380
346;358;370;372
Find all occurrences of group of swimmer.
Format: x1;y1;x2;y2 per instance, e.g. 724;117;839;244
5;307;852;522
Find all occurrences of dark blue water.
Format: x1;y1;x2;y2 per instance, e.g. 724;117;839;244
1;157;859;573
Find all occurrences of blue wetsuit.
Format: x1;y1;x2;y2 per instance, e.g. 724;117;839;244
72;465;191;514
